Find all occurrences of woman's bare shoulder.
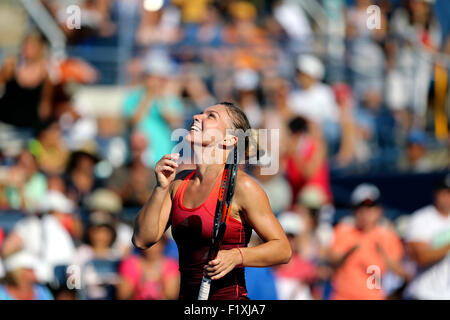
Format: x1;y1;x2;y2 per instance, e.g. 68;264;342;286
235;170;266;201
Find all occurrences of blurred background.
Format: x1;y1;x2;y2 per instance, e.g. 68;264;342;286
0;0;449;300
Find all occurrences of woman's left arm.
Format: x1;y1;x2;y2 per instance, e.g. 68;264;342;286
205;173;292;280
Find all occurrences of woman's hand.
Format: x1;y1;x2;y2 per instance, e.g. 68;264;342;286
154;153;179;189
204;248;243;280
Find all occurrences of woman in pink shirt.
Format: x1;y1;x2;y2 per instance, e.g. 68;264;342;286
117;237;179;300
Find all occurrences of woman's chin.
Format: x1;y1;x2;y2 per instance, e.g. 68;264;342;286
185;131;208;145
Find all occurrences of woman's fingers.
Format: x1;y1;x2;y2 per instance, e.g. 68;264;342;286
204;257;235;279
159;166;175;173
162;159;179;168
162;153;180;161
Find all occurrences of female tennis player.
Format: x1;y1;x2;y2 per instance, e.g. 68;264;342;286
132;102;291;300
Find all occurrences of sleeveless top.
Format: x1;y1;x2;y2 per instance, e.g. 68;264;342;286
171;170;252;300
0;77;43;128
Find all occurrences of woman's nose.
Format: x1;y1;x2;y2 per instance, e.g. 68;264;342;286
193;114;202;122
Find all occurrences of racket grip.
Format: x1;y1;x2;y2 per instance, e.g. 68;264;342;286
198;276;211;300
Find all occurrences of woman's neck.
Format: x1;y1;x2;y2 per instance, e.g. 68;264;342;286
191;144;227;182
194;163;224;183
92;245;111;257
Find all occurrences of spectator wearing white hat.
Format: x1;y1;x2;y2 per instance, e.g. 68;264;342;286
86;188;133;258
0;251;53;300
233;68;263;128
1;190;76;284
274;211;317;300
122;49;184;168
288;54;340;145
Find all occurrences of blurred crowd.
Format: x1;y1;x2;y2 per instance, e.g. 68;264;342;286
0;0;449;300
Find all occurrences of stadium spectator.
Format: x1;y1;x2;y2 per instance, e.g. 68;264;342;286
0;251;53;300
284;116;333;206
278;185;333;300
233;68;263;128
107;131;157;208
135;1;181;47
117;236;179;300
403;174;450;299
288;54;340;145
64;148;101;208
353;84;398;169
122;50;184;168
389;0;442;126
29;122;70;176
329;184;407;300
250;164;292;216
74;210;121;300
85;189;133;258
1;190;76;285
398;129;435;172
0;32;52;130
274;211;316;300
3;150;47;213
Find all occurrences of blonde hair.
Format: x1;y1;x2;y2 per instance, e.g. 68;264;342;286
219;102;262;163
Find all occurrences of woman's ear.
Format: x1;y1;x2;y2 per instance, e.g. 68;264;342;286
220;135;238;149
222;135;238;148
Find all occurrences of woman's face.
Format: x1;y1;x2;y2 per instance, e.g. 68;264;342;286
13;268;37;285
355;206;382;230
88;225;114;248
186;105;235;149
22;36;44;61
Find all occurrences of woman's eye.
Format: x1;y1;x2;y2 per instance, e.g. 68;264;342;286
209;114;215;118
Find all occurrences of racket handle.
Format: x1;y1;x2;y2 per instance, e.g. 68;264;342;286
198;276;211;300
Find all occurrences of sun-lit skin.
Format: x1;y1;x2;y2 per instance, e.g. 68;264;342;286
185;104;237;166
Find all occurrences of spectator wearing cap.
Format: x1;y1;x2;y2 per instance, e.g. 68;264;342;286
288;54;340;145
233;68;263;128
73;211;121;300
274;211;317;300
0;251;53;300
328;184;407;300
86;189;133;258
1;190;76;285
122;50;184;168
398;130;435;173
403;174;450;299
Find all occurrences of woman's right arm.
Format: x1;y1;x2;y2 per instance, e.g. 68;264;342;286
132;153;179;249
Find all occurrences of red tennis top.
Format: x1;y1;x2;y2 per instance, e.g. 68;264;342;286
170;170;252;300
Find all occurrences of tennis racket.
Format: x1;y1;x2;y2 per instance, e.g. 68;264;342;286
198;147;238;300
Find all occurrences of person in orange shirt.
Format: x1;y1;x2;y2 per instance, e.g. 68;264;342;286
328;184;408;300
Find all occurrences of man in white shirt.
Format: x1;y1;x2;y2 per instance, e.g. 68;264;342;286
404;174;450;299
288;55;340;140
0;191;76;285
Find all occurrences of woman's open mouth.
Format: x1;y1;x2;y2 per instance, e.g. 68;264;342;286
190;124;202;132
